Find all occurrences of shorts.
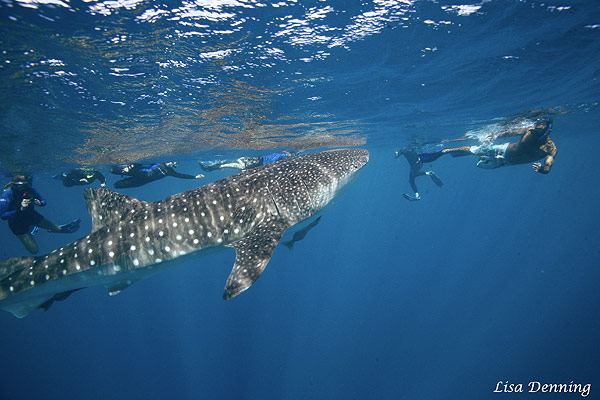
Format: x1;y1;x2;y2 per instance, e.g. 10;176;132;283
8;210;44;236
470;142;510;170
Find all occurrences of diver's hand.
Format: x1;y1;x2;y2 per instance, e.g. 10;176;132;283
195;174;204;179
532;162;545;173
33;199;43;206
100;182;106;188
20;198;31;210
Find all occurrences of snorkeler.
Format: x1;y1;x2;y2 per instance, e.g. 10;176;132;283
0;174;81;254
110;161;204;189
419;118;557;174
395;147;444;201
54;167;106;188
198;151;297;172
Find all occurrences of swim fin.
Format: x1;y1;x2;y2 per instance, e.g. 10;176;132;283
55;218;81;234
198;160;222;172
402;193;420;201
428;171;444;187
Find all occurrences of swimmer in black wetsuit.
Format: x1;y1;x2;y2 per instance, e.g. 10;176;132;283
0;175;81;254
54;167;106;188
110;161;204;189
395;147;444;201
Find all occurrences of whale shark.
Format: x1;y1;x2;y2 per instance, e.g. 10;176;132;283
0;149;369;318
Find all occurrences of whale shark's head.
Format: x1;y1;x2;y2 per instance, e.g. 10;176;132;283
263;148;369;225
325;148;369;188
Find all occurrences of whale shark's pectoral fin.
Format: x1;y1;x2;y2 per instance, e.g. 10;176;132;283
105;279;139;296
223;218;289;300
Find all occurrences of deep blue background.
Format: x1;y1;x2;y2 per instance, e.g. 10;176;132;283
1;114;599;400
1;0;600;399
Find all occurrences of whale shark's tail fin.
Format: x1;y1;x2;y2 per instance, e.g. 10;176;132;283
0;256;35;289
84;188;150;233
0;255;53;318
223;218;289;300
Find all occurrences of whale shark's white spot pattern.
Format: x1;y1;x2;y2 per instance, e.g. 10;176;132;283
0;149;369;316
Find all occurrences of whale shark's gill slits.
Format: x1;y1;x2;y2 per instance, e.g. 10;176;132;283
264;181;281;217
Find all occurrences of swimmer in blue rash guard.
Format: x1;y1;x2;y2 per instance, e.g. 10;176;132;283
110;161;204;189
198;151;297;172
395;147;444;201
0;174;81;254
418;119;557;174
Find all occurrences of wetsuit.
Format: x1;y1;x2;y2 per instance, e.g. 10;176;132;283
111;163;197;189
0;187;46;235
59;168;106;187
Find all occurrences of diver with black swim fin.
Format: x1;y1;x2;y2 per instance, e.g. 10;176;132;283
1;175;81;254
110;161;204;189
395;147;444;201
54;168;106;188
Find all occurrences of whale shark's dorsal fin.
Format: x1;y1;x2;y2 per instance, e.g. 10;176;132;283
84;188;150;233
223;218;289;300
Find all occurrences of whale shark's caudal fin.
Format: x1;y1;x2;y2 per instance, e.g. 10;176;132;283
223;218;289;300
1;256;28;282
0;256;55;318
84;188;150;233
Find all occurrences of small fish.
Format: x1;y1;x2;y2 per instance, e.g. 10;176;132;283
282;216;322;251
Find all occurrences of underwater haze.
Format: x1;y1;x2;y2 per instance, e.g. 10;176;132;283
1;0;599;399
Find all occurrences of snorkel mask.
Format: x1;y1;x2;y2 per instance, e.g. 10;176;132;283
534;117;553;141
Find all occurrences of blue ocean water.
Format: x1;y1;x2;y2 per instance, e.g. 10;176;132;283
1;1;599;399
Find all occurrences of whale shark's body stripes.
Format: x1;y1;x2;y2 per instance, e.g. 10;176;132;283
0;149;369;318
